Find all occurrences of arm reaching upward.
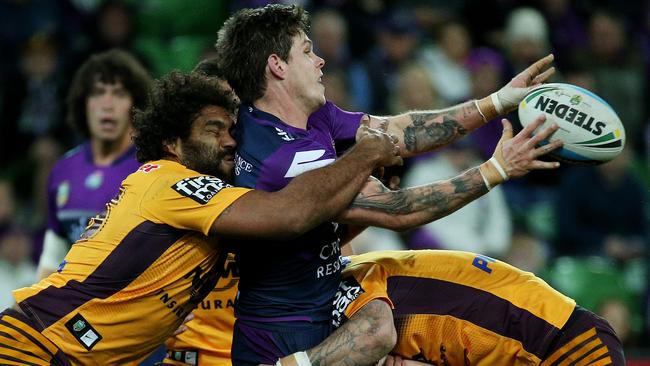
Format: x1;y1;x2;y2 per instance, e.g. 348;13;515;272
339;115;563;230
365;54;555;157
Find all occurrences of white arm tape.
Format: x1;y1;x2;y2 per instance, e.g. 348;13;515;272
489;156;509;181
38;230;70;271
474;99;487;123
490;92;504;115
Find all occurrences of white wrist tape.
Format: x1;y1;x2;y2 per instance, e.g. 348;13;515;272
490;92;504;115
474;99;487;123
479;168;492;191
277;352;312;366
294;352;312;366
489;156;509;181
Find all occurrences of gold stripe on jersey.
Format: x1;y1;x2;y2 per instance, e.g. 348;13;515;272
12;160;251;365
541;328;597;366
0;310;66;366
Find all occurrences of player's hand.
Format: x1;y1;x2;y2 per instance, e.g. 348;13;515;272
492;54;555;114
356;116;403;168
479;115;562;187
172;312;195;336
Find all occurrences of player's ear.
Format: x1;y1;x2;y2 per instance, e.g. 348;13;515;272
163;138;182;160
267;54;286;79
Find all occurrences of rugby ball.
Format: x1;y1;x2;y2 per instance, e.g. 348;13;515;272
518;83;625;164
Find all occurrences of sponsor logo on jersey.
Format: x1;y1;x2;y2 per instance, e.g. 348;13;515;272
332;276;364;327
56;181;70;207
234;153;252;176
138;163;160;173
285;150;335;178
172;176;231;204
65;313;102;350
275;127;295;141
84;170;104;190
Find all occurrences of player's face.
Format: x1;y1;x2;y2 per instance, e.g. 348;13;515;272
180;105;236;181
86;80;134;143
285;32;326;112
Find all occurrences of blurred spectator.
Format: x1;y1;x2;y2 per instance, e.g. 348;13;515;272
598;297;634;347
502;7;550;73
361;9;422;114
403;141;513;258
0;226;36;309
36;49;151;279
419;19;473;104
575;10;646;153
389;63;441;114
0;180;16;231
1;32;67;167
538;0;588;70
312;8;369;110
504;230;549;273
464;47;508;160
554;146;648;261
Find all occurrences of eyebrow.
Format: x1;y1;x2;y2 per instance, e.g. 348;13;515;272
205;120;226;129
303;39;313;48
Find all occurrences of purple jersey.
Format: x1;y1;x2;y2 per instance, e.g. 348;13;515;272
233;102;364;322
46;143;140;244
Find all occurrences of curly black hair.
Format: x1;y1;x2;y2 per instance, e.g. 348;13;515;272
193;57;223;78
132;71;239;163
215;4;309;104
66;49;152;138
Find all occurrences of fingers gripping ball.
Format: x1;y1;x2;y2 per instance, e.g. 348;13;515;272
518;83;625;165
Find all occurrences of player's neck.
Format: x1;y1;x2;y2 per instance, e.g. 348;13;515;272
90;134;132;166
253;88;310;130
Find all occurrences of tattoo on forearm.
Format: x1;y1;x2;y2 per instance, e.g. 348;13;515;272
350;168;488;219
403;113;468;153
308;301;393;366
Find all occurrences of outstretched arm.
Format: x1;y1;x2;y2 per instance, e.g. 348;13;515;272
367;54;555;157
211;120;402;240
339;115;563;230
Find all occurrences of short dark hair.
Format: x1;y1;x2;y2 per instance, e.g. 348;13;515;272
132;71;238;163
193;58;223;78
215;4;309;104
66;49;152;138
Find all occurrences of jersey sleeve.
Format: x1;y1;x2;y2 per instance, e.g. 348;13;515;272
140;174;252;236
340;260;394;320
316;102;364;145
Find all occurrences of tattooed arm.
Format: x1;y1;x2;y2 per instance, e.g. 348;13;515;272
364;54;556;157
339;115;564;231
337;169;488;231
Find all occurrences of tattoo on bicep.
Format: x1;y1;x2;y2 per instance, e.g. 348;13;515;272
403;114;468;153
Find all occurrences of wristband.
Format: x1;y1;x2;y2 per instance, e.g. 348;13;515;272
474;99;487;123
489;156;509;181
277;352;312;366
479;168;492;191
490;92;504;115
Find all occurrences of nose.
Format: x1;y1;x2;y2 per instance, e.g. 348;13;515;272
99;93;115;110
222;130;237;149
314;53;325;69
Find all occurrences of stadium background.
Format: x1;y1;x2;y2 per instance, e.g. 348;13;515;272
0;0;648;363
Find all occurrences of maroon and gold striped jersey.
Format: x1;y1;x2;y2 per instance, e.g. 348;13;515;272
11;160;251;365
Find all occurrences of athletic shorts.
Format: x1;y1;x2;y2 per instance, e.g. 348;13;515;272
542;306;625;366
0;308;71;366
231;319;333;366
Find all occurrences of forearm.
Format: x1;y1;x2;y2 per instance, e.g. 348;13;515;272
280;145;380;232
339;168;488;231
375;98;498;157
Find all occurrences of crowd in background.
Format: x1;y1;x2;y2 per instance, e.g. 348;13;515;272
0;0;648;357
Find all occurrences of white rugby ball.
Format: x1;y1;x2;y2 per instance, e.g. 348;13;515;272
518;83;625;164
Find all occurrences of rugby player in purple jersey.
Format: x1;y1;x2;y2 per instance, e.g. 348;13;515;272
215;4;564;366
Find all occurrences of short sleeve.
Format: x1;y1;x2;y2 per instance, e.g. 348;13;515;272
340;262;394;320
140;174;252;236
